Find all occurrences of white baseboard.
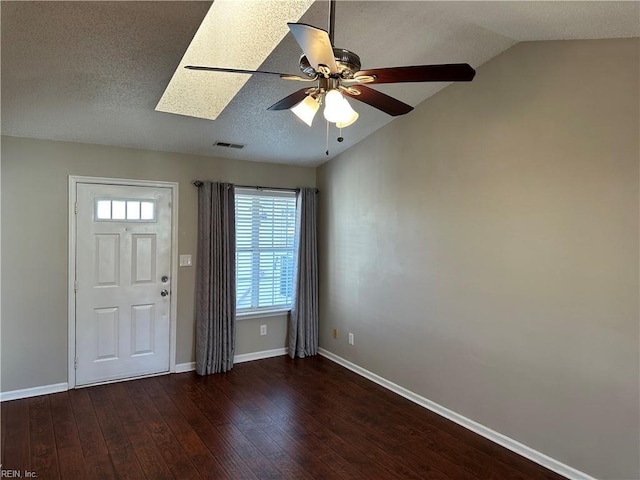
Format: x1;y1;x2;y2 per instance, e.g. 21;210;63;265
235;347;287;364
175;348;288;374
175;361;196;373
318;348;595;480
0;382;68;402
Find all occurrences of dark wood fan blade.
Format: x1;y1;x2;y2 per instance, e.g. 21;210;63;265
343;86;413;116
355;64;476;84
288;23;337;73
185;65;309;81
267;89;309;111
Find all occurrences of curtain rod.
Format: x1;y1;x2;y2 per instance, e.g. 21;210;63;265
192;181;317;193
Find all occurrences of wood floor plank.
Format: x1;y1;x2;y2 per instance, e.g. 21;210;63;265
230;369;382;480
1;401;7;461
1;356;568;479
263;448;316;480
383;445;460;480
88;386;146;479
142;377;231;479
214;421;286;479
49;393;81;451
123;380;174;446
28;395;60;479
320;451;380;480
57;445;89;480
164;374;303;480
214;374;277;429
105;382;174;480
260;424;349;480
49;392;88;480
87;386;131;453
83;453;119;480
155;375;261;479
246;360;423;480
161;372;277;478
68;389;108;458
167;373;232;426
123;379;203;479
1;399;30;473
193;375;255;428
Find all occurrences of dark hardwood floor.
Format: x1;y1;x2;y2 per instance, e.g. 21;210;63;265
1;355;566;479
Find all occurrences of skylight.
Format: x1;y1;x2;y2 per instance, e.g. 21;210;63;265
155;0;313;121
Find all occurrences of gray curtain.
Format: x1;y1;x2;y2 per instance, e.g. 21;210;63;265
196;182;236;374
289;188;319;358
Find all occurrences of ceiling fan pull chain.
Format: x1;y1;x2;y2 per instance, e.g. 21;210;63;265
325;120;330;156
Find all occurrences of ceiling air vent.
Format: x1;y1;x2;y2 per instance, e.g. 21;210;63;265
214;141;245;149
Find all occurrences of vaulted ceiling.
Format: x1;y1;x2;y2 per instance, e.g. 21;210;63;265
2;1;638;166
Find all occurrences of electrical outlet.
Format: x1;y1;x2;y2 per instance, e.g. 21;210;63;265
260;324;267;336
348;333;354;345
332;328;338;339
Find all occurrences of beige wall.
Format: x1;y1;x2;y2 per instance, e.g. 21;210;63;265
317;38;639;479
1;137;315;391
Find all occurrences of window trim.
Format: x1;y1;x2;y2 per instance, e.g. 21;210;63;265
236;308;291;321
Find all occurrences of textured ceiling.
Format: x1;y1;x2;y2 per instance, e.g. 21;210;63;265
2;1;638;166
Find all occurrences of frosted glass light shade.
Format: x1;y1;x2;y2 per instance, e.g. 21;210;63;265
323;90;346;123
291;96;320;126
323;90;359;127
336;111;359;128
335;97;358;128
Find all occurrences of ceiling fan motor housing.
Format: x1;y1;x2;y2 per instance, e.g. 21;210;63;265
299;48;362;78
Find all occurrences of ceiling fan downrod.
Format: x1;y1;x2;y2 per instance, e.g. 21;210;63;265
328;0;336;45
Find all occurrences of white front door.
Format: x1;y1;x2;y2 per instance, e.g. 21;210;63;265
75;183;172;386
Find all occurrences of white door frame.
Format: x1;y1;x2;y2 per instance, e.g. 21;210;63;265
68;176;179;388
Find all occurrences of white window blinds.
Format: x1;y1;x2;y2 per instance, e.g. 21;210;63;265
235;188;297;312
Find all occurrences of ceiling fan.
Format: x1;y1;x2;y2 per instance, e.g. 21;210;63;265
185;0;475;131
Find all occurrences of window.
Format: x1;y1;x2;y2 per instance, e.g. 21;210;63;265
235;188;296;314
95;199;156;222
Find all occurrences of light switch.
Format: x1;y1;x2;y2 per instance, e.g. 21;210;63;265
179;254;192;267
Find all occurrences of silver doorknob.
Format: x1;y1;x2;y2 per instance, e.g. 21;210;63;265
161;289;169;297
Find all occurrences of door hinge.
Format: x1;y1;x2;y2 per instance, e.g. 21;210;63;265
74;280;78;292
74;357;78;369
74;202;78;215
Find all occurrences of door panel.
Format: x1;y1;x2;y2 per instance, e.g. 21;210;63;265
132;234;156;283
75;183;172;386
131;304;155;355
95;234;120;285
95;307;119;360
